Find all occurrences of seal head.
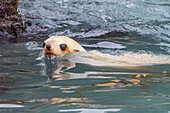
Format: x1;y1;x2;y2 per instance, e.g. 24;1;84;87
43;36;86;58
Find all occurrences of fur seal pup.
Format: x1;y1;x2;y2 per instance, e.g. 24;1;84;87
43;36;170;66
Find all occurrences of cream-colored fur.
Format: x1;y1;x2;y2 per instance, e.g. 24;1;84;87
43;36;170;66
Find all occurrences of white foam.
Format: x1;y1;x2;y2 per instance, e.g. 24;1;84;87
25;41;42;51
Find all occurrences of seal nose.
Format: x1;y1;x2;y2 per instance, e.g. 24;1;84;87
46;45;51;51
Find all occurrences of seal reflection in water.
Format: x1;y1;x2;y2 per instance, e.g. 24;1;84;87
43;36;86;58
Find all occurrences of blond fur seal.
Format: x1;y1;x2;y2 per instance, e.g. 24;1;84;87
43;35;170;66
43;36;86;57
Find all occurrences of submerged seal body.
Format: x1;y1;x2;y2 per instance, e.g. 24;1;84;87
43;36;86;57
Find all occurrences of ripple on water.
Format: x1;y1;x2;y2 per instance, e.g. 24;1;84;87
82;41;125;49
59;108;121;112
0;104;24;108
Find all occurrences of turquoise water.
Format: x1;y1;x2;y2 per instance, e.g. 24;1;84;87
0;0;170;112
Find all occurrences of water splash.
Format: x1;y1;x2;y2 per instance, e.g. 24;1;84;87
25;41;43;51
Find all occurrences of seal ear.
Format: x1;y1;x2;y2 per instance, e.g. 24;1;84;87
74;49;80;52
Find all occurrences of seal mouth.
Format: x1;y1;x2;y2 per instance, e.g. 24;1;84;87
44;51;67;59
45;52;53;55
45;52;55;58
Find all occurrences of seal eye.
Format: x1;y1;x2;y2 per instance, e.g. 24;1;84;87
59;44;67;51
43;42;46;48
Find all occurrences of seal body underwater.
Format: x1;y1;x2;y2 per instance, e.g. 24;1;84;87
43;36;86;57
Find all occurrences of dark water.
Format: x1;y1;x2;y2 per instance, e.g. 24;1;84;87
0;0;170;113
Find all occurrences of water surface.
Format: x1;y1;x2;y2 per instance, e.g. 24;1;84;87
0;0;170;113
